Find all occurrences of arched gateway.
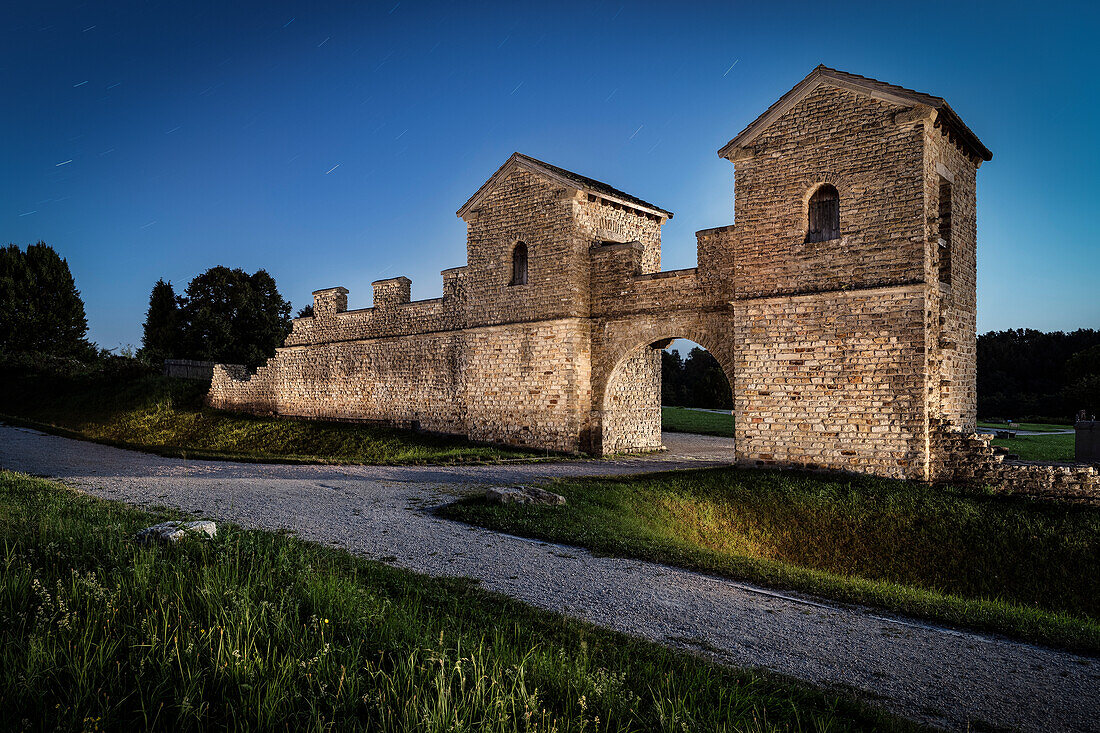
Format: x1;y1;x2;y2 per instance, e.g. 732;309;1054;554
210;65;994;482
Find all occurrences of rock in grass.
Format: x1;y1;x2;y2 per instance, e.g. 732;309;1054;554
136;520;217;544
485;486;566;506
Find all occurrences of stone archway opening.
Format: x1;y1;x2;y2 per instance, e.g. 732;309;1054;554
600;337;735;458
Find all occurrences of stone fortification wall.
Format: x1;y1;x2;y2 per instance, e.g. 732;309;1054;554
210;66;1024;489
932;420;1100;503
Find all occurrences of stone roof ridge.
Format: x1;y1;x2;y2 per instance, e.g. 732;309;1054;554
718;65;992;163
457;151;673;220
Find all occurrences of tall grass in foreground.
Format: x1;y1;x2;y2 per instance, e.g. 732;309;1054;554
441;467;1100;653
0;472;909;732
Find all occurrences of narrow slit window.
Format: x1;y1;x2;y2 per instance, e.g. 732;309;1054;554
806;184;840;243
938;179;952;284
510;242;528;286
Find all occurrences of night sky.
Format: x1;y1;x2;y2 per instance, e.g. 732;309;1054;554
4;0;1098;350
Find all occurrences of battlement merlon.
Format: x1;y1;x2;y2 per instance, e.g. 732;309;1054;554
372;276;412;308
312;286;349;316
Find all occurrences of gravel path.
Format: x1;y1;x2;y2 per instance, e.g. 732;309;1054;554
2;425;1097;731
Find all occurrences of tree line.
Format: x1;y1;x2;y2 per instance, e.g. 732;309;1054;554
978;329;1100;421
662;347;733;409
139;268;292;368
0;242;295;372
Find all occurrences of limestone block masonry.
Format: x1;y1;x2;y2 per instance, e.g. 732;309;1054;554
209;65;1091;497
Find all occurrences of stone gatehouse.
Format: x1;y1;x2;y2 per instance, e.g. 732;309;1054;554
209;65;994;482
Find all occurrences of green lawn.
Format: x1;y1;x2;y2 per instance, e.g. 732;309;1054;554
990;432;1076;462
661;406;734;437
0;471;915;732
660;409;1076;462
440;466;1100;654
0;369;544;465
977;420;1071;433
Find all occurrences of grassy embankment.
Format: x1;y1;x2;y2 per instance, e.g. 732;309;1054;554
0;367;544;464
441;466;1100;654
0;471;915;731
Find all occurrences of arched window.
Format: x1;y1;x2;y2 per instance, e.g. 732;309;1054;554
510;242;528;286
806;184;840;243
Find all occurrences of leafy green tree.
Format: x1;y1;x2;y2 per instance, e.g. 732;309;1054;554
295;303;314;318
0;242;92;357
661;349;686;406
179;267;291;368
661;346;732;409
138;279;182;364
682;347;733;409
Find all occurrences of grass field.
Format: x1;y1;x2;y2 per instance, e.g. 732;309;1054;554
440;466;1100;653
977;420;1071;433
990;432;1075;461
0;471;914;731
661;407;734;437
0;369;544;464
661;409;1076;462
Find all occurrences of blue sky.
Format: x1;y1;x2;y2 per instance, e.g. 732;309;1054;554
3;0;1097;350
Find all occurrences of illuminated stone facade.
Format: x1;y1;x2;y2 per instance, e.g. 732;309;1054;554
211;66;1004;482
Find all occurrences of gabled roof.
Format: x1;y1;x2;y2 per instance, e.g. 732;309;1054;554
457;152;673;220
717;65;992;164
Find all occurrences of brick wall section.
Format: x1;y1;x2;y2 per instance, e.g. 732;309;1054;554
923;121;979;430
462;320;592;452
463;168;591;325
732;285;928;478
600;345;661;454
719;86;926;300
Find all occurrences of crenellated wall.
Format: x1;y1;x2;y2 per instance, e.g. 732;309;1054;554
207;67;1049;491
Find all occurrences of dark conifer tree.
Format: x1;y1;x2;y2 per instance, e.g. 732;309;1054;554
138;279;182;364
0;242;91;356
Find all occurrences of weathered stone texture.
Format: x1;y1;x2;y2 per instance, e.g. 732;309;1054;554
601;345;661;455
733;286;927;478
209;67;1085;497
931;420;1100;503
718;85;926;301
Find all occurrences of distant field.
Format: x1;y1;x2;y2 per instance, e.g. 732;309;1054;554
663;409;1075;462
0;370;543;465
991;433;1075;462
661;406;734;437
977;420;1071;433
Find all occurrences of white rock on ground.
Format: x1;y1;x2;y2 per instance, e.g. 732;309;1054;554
485;485;566;505
136;520;217;544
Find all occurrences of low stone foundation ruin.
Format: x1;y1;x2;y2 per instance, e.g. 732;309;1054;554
931;420;1100;503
